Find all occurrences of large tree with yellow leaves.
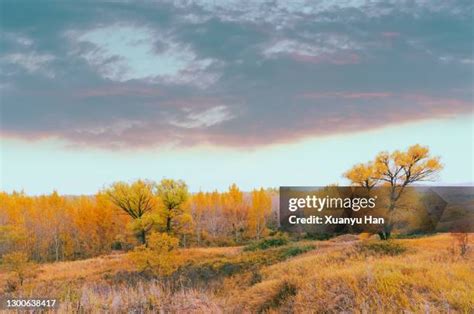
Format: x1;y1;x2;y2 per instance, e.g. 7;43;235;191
344;144;443;239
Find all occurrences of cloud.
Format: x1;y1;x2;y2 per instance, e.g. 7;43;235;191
263;36;361;64
1;52;55;77
299;92;393;100
0;0;472;150
71;24;219;87
170;106;235;129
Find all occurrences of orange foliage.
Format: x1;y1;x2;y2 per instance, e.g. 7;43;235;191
0;191;128;262
1;183;276;261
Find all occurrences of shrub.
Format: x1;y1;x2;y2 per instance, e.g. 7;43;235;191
360;241;407;256
280;245;315;259
259;281;298;312
244;234;289;251
1;252;37;288
128;232;181;276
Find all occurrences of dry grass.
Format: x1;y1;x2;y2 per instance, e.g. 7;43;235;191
228;234;473;313
1;234;472;313
58;282;221;313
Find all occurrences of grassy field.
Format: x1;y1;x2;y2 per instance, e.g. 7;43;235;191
1;234;472;313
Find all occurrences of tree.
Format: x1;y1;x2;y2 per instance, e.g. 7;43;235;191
190;191;207;245
105;180;156;244
0;191;128;262
0;225;27;257
205;190;225;241
44;191;69;261
1;252;36;287
71;193;127;257
344;144;443;239
343;162;379;192
128;232;181;276
156;179;189;233
222;184;248;243
248;188;272;240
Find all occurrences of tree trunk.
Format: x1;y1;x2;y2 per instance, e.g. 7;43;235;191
139;229;147;246
378;230;391;240
196;226;201;245
54;235;60;262
166;215;172;233
380;200;396;240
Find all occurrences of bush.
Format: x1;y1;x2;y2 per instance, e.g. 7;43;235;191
259;281;298;312
172;257;247;288
1;252;36;287
244;234;289;251
360;241;407;256
128;232;181;276
280;245;315;259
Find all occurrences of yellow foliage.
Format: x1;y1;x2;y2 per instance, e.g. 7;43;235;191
343;162;378;190
1;181;275;260
105;180;156;220
345;144;444;238
248;188;272;239
0;191;127;262
1;251;36;286
348;144;443;188
221;183;249;243
128;232;181;276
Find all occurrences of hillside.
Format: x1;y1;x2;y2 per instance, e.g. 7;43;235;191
1;234;472;313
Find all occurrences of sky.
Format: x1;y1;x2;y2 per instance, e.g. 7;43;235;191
0;0;473;195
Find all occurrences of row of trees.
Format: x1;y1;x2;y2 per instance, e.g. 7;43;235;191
0;182;276;262
0;144;443;263
105;180;276;246
0;192;127;262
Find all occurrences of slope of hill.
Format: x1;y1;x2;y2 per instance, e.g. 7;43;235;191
1;234;472;313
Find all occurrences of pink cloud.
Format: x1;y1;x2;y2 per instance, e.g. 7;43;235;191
299;91;393;100
2;91;472;150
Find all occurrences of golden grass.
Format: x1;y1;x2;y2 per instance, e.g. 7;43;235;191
228;234;474;313
1;234;472;313
177;246;243;259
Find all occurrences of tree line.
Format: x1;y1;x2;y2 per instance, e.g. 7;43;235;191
0;144;442;262
0;182;277;262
